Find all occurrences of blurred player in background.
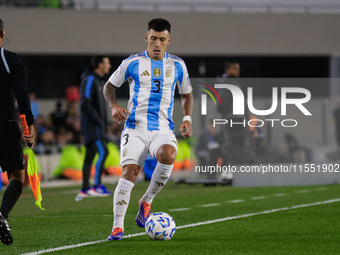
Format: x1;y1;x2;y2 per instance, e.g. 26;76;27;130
76;56;112;201
0;18;35;245
104;18;193;240
216;60;255;165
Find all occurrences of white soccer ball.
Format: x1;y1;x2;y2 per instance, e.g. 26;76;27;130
145;212;176;241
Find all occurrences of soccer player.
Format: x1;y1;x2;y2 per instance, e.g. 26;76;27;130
104;18;193;240
76;56;112;201
0;18;35;245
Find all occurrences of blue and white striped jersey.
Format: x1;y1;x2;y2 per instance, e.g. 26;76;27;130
109;51;192;131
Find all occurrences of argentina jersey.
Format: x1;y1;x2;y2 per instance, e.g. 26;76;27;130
109;50;192;131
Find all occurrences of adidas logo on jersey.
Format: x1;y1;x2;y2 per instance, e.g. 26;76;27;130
141;70;150;76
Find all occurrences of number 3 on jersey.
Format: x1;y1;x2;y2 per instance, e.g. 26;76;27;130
152;80;161;93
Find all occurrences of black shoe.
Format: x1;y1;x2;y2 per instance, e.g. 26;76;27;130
0;213;13;245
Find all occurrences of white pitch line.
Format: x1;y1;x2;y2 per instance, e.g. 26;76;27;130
177;198;340;229
33;215;112;219
250;196;268;200
315;187;329;191
226;199;244;203
272;193;289;197
21;232;146;255
21;198;340;255
22;240;107;255
294;190;310;194
169;208;192;212
197;203;221;207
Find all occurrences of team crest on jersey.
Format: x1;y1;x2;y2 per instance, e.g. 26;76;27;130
165;66;172;78
153;68;161;78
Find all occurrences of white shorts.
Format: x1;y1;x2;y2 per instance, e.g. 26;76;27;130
120;128;178;167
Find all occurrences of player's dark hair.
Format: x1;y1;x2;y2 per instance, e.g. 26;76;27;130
148;18;171;33
0;18;4;30
225;60;239;70
91;55;108;69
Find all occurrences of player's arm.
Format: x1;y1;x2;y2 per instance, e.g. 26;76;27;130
103;81;130;124
9;52;35;146
179;92;193;138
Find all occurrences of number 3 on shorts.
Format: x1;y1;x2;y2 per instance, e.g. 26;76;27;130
123;133;129;145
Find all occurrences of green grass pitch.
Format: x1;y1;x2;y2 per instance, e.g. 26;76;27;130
0;182;339;255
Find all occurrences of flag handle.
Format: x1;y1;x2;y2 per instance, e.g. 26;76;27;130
20;114;33;148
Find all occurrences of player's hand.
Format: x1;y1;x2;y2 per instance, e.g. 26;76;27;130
180;121;192;138
24;124;35;149
111;104;130;124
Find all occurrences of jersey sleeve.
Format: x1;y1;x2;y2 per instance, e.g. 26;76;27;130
176;61;192;94
108;59;130;88
7;51;35;125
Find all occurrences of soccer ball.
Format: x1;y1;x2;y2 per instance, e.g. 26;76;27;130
145;212;176;241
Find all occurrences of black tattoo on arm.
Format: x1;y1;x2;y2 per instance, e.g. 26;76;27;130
103;82;118;109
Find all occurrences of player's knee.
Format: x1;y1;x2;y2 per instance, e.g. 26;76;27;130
122;164;139;180
156;145;177;165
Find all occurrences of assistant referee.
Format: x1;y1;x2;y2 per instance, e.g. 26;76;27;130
0;18;35;245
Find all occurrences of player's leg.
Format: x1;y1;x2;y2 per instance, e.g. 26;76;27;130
141;145;177;202
76;142;96;201
136;131;177;228
108;164;138;240
93;139;111;196
0;169;25;219
82;142;96;190
0;169;25;246
108;129;147;240
0;120;26;245
141;144;176;203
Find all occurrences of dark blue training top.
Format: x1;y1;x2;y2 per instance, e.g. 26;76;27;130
80;71;108;144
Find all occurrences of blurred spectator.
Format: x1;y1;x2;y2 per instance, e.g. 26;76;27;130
22;99;83;153
66;101;78;117
29;90;40;119
220;60;240;79
49;100;67;130
195;120;222;168
36;126;57;154
56;127;73;145
65;115;82;144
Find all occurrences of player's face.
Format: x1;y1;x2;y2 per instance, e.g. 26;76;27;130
99;57;111;75
146;29;171;60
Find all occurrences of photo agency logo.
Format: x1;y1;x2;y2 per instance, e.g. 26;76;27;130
199;82;312;128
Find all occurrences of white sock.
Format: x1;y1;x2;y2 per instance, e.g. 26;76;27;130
142;162;173;204
113;178;134;231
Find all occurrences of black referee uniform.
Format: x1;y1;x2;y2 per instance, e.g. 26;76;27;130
0;46;34;245
0;47;34;173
